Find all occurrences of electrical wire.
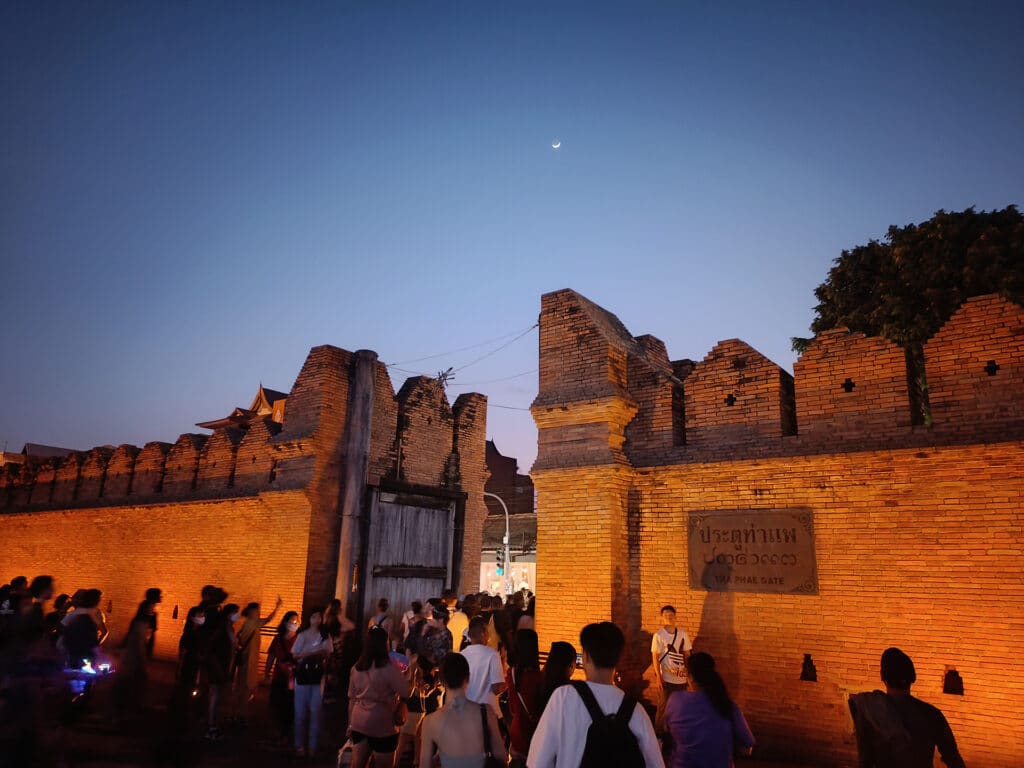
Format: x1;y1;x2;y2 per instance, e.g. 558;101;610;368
385;323;538;367
454;369;537;387
451;324;538;373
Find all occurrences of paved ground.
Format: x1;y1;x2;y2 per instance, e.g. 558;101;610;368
48;662;815;767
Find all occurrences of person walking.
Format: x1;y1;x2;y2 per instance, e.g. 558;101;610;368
348;626;413;768
418;653;507;768
204;603;240;740
527;622;664;768
140;587;161;659
505;629;543;768
537;641;576;719
665;652;755;768
849;647;965;768
651;605;692;734
114;600;153;720
265;611;299;745
291;608;331;758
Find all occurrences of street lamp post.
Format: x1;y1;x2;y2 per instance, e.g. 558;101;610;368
484;492;512;596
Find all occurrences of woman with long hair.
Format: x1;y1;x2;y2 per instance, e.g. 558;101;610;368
113;600;153;719
505;629;543;768
265;610;299;745
292;608;331;758
348;626;413;768
419;653;507;768
665;652;755;768
323;597;356;704
234;597;281;719
537;641;576;718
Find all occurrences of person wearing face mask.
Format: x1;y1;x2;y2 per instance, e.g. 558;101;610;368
204;603;241;740
172;606;207;718
266;611;300;746
291;608;331;758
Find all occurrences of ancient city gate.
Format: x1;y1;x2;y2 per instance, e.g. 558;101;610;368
359;481;466;623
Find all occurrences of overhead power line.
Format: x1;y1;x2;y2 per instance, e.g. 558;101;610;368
386;323;538;367
454;369;538;387
451;324;538;373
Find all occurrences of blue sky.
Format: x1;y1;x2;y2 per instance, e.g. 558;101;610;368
2;1;1022;470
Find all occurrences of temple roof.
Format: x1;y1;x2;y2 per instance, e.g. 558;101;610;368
197;384;287;431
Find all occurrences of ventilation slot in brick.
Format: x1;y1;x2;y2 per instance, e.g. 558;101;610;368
841;378;856;393
724;393;737;407
800;653;817;682
943;668;964;695
984;360;1000;376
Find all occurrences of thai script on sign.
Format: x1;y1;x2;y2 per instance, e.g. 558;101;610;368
687;509;818;595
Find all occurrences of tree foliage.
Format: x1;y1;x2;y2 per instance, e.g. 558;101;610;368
793;206;1024;355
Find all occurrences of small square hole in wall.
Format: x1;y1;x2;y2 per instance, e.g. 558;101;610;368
943;668;964;695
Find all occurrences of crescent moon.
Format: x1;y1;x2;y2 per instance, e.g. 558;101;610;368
552;140;561;149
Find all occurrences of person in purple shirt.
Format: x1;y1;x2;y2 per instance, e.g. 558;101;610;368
664;652;754;768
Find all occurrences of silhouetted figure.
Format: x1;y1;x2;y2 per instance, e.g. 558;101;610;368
849;648;966;768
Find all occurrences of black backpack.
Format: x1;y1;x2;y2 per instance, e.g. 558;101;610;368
571;681;645;768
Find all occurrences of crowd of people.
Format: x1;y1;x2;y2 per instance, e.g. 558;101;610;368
0;574;966;768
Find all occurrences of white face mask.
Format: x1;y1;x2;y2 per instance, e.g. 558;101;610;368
287;622;300;632
230;613;240;622
193;616;206;626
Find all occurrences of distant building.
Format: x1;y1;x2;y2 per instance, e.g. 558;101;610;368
0;443;77;467
480;440;535;594
483;440;533;516
195;383;287;431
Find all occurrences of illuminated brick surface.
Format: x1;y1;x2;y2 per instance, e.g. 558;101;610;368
0;344;488;658
533;289;1024;767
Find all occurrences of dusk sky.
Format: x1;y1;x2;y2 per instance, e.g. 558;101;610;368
2;2;1022;471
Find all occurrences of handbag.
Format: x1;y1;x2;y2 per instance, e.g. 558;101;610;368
480;703;504;768
294;655;325;685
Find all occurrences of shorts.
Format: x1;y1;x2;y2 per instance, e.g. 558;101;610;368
350;730;399;753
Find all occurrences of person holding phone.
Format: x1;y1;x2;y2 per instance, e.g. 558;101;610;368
651;605;692;735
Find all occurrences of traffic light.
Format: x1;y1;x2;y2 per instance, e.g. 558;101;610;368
496;548;505;576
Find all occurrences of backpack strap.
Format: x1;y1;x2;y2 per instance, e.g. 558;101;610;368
616;693;638;726
571;681;606;723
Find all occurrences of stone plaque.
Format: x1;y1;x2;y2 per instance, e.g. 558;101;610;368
687;509;818;595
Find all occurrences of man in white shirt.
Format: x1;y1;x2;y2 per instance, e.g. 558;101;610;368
461;616;506;713
527;622;664;768
650;604;692;734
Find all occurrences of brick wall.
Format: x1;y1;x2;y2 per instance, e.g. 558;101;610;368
3;341;490;629
794;329;912;444
396;377;453;486
453;393;488;594
0;491;311;660
532;289;1024;768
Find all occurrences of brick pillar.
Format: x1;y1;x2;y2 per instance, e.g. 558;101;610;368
532;289;641;657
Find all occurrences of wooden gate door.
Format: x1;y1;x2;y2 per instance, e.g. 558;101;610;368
361;486;464;627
